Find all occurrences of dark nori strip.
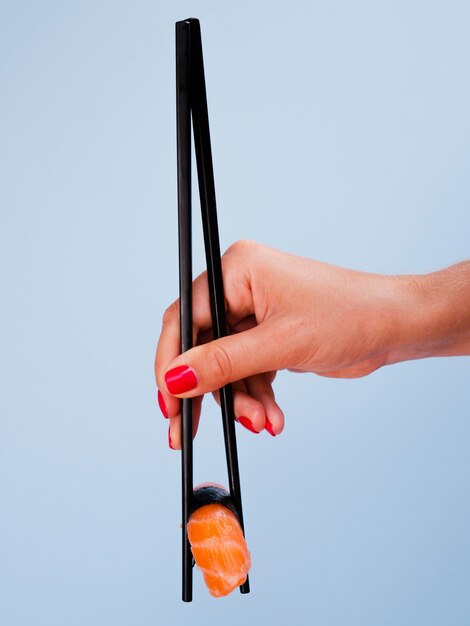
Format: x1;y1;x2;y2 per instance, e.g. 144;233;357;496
190;485;240;520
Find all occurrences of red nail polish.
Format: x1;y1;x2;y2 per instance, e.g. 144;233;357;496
168;428;175;450
237;416;259;434
165;365;197;395
265;419;276;437
158;390;169;418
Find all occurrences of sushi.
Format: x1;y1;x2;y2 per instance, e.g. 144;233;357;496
187;484;251;598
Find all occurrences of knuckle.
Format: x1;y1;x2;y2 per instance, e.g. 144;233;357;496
225;239;255;256
162;300;179;326
207;342;233;381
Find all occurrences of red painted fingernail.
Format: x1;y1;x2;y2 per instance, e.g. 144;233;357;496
165;365;197;395
158;390;169;418
237;416;260;434
168;428;175;450
265;418;276;437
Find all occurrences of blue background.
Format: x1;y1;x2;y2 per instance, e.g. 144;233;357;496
1;1;469;625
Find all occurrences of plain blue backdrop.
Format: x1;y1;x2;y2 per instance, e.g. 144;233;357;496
1;1;469;625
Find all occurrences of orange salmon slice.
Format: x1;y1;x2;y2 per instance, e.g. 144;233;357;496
187;503;251;597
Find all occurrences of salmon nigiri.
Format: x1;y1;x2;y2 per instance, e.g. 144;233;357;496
187;484;251;598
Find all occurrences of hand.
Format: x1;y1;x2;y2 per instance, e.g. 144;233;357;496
155;240;470;448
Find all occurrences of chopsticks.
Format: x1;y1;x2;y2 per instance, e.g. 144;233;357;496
175;18;194;604
175;18;250;602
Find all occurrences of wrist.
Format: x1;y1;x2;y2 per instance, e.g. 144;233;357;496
387;262;470;363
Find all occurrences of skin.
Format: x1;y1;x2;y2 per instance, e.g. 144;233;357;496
155;240;470;448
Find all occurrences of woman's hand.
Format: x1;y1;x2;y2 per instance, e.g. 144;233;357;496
155;240;470;448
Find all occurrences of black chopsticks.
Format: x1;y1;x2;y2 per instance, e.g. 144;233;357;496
175;18;250;602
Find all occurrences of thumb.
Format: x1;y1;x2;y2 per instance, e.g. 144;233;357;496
164;322;281;397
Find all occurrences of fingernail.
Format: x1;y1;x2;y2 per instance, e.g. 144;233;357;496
158;390;169;418
265;418;276;437
168;428;175;450
165;365;197;395
237;416;260;434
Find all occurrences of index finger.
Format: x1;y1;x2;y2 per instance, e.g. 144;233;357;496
155;248;256;404
155;265;220;424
